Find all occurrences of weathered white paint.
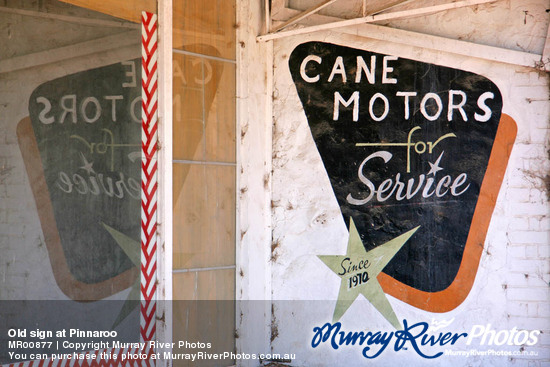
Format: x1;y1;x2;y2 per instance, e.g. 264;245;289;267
0;31;139;74
235;0;274;365
270;0;341;33
258;0;499;41
267;2;549;365
542;19;550;70
1;1;548;366
267;7;544;69
157;0;172;364
338;23;543;69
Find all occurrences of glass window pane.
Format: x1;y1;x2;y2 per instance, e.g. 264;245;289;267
173;0;236;61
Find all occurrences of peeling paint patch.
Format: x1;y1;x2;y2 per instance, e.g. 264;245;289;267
271;241;280;263
264;173;270;189
271;304;279;343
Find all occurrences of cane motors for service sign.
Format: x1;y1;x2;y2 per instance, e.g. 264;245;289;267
289;42;516;322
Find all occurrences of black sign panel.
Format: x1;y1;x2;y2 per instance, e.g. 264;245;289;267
289;42;502;292
26;60;141;287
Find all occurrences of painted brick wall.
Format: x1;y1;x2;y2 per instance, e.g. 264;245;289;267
503;68;549;365
269;2;549;366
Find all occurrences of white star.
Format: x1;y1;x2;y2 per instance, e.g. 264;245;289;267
79;152;95;175
318;218;420;329
428;151;445;176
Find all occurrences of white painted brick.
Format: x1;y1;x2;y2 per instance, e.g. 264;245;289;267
529;71;549;85
540;332;550;346
514;71;532;85
525;245;539;258
507;317;549;331
510;217;530;231
510;354;537;362
515;127;532;144
508;174;545;190
509;203;550;216
524;102;550;116
509;246;526;259
531;117;550;130
540;217;550;231
539;244;550;258
507;188;533;203
522;159;533;171
507;272;549;288
529;189;547;203
508;231;549;245
512;144;549;159
506;287;549;301
529;110;550;130
507;301;529;316
530;130;550;144
524;156;550;171
528;303;539;317
529;217;550;231
512;86;550;100
538;303;550;319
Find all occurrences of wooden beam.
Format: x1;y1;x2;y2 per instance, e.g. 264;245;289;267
58;0;156;23
258;0;498;42
265;0;271;33
268;7;542;69
341;23;541;68
371;0;420;15
0;31;139;74
0;6;138;29
271;0;341;33
542;20;550;70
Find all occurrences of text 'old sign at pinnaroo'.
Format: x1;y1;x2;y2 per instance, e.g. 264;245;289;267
289;42;516;311
22;60;142;300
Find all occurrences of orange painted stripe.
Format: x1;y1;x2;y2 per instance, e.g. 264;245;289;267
379;114;517;312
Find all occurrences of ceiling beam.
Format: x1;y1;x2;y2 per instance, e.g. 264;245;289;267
0;31;139;74
271;0;341;33
0;6;138;29
264;0;272;33
58;0;155;23
258;0;498;42
371;0;420;15
340;23;541;68
266;7;542;69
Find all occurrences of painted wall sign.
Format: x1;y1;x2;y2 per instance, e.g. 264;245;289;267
17;60;142;300
289;42;516;316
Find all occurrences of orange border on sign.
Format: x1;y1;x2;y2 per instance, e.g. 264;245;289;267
378;114;517;312
17;117;138;301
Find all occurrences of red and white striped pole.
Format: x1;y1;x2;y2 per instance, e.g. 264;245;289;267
140;11;159;344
